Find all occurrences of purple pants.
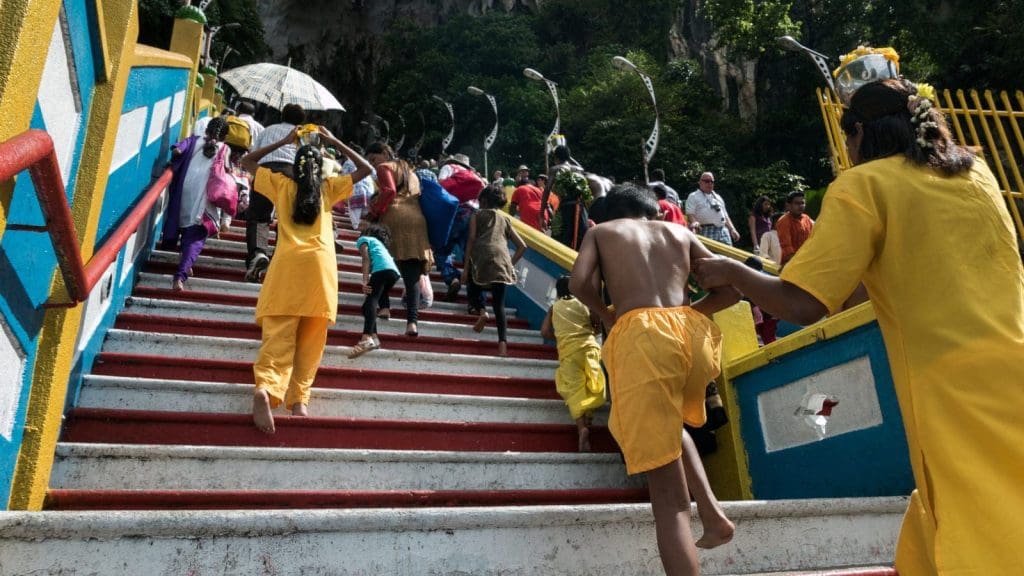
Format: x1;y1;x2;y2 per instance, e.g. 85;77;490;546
175;224;208;282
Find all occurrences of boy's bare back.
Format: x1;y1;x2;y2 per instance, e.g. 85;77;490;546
574;219;713;318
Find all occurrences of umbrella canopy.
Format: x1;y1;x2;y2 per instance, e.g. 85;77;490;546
220;63;345;112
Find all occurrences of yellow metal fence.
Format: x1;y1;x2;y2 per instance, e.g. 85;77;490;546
817;87;1024;241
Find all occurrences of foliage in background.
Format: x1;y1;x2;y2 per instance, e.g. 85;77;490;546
138;0;1023;249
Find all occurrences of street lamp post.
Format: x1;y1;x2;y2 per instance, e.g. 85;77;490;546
612;56;659;183
523;67;560;174
203;22;241;68
467;86;498;177
776;36;836;93
431;95;455;157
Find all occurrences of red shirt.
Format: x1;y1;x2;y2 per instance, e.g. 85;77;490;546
777;212;814;264
659;200;687;226
512;184;546;230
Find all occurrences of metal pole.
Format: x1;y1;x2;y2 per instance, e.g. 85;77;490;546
431;95;454;156
612;56;660;166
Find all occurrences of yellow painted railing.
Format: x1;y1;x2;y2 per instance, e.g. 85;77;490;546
817;87;1024;241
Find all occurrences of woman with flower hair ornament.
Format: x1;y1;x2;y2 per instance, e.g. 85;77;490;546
240;126;373;434
694;78;1024;574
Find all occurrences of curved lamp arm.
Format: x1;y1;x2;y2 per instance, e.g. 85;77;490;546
612;56;659;165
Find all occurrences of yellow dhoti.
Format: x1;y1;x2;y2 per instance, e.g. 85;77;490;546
602;306;722;475
555;345;606;420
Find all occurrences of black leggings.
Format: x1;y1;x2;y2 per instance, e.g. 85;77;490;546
362;269;400;335
467;281;508;342
396;259;426;324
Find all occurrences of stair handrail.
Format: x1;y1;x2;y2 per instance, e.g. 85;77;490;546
0;129;173;307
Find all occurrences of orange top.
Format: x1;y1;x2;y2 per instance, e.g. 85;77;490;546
776;212;814;264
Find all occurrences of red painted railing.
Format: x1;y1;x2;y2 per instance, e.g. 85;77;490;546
0;129;173;306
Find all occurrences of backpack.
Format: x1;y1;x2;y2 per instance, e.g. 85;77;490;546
439;165;485;204
224;116;252;150
418;176;459;251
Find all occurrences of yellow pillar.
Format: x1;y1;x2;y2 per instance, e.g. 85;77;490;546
201;71;217;112
8;1;139;510
705;302;759;500
0;0;62;240
168;18;203;138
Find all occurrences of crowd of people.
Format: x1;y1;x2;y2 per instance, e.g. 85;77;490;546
159;68;1024;575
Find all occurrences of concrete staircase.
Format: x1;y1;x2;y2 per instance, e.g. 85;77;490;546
0;219;902;575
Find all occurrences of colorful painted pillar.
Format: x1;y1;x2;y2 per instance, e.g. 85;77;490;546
168;7;206;138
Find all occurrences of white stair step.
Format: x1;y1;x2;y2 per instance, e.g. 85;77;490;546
50;443;634;491
77;375;596;424
0;498;904;575
123;296;541;344
150;250;460;296
136;272;518;317
204;236;400;269
102;330;558;380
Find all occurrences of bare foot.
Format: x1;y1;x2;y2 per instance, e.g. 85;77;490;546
171;278;185;291
473;312;488;333
695;516;735;549
578;426;591;452
497;341;508;357
291;403;308;417
252;389;276;434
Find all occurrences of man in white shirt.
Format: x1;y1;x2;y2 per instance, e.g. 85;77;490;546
236;101;264;145
243;103;305;281
684;171;740;246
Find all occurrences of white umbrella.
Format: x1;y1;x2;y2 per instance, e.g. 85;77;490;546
220;62;345;111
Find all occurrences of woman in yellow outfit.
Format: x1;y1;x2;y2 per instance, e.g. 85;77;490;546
541;275;606;451
696;78;1024;574
240;126;373;434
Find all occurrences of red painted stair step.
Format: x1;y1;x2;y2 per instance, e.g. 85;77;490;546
131;286;526;328
92;353;560;399
114;314;555;360
61;409;620;453
45;487;647;511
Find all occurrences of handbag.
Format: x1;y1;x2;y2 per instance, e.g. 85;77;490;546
418;176;459;251
205;143;238;216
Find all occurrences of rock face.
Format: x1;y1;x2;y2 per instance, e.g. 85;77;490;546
670;0;759;124
255;0;756;124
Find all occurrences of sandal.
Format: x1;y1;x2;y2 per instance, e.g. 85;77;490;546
348;339;380;359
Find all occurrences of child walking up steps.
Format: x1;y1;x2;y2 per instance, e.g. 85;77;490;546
461;185;527;357
349;224;401;359
240;126;373;434
541;275;607;451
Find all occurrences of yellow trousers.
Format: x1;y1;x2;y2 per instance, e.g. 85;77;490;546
253;315;330;410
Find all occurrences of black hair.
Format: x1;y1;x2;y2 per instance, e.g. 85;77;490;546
535;174;547;183
202;117;229;158
786;191;805;203
555;275;572;299
292;145;323;225
478;184;506;210
282;103;306;125
650;183;670;200
752;195;773;217
605;183;659;221
840;78;975;176
361;223;392;248
651;168;666;181
237;101;256;116
553;145;571;163
743;256;764;272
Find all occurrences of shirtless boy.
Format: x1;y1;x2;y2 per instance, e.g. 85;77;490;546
569;183;740;576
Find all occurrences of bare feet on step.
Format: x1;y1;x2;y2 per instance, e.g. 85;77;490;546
695;515;735;549
252;389;275;434
473;312;488;333
497;341;508;358
291;403;308;417
577;426;591;452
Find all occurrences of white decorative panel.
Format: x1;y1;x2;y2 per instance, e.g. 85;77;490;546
758;356;883;453
170;89;187;126
514;259;558;310
121;231;139;282
0;320;27;441
108;106;149;174
147;97;172;145
74;261;117;361
38;18;82;186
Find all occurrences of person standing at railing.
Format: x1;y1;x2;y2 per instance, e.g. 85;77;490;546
685;172;740;246
162;116;230;291
240;125;373;434
694;78;1024;575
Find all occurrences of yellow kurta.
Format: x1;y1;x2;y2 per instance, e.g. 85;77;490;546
253;168;353;323
552;297;606;420
781;155;1024;575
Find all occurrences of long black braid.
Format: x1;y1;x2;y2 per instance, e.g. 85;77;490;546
203;116;229;158
292;144;323;225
